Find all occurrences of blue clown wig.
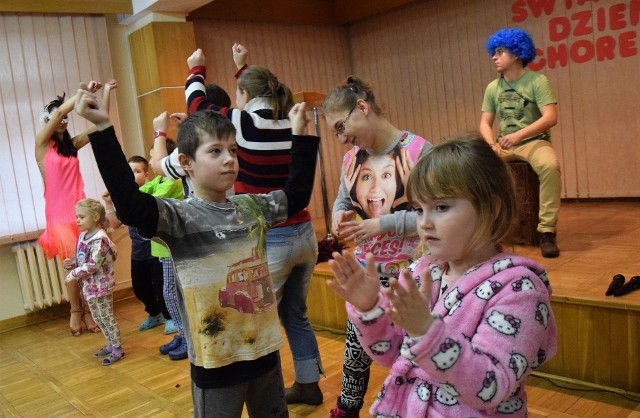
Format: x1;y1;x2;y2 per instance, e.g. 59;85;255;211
486;28;536;67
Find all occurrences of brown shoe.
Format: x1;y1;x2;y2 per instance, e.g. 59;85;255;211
285;381;323;405
540;232;560;258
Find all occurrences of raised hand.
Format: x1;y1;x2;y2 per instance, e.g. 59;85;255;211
104;79;117;92
87;80;103;94
288;102;309;135
327;251;380;312
232;43;249;69
396;147;414;192
153;111;170;133
74;82;110;128
343;151;361;197
187;48;205;70
102;190;112;204
169;112;188;125
383;267;433;337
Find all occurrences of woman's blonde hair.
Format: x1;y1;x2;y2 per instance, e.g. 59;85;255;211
407;133;517;251
75;198;106;229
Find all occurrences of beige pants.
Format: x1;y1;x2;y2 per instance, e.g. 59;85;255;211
501;140;561;234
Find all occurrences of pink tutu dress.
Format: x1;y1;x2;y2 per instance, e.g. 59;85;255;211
37;143;85;259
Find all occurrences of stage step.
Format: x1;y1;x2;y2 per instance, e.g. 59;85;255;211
309;259;640;394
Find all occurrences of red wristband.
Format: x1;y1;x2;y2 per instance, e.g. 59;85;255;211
154;131;167;138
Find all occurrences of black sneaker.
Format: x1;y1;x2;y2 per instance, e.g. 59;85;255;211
540;232;560;258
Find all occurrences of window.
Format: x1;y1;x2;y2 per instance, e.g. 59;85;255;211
0;14;117;244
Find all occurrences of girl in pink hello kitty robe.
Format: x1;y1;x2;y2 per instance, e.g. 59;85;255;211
346;253;557;417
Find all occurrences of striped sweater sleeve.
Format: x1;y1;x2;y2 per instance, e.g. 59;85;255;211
185;66;230;117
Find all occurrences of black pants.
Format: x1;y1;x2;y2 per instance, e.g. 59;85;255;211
131;258;170;319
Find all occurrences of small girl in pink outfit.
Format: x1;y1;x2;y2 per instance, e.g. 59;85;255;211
64;198;123;366
328;134;557;417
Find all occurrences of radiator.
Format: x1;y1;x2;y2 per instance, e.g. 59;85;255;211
12;241;69;311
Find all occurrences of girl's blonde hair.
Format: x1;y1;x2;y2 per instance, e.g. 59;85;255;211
75;198;107;229
407;133;517;252
237;65;294;121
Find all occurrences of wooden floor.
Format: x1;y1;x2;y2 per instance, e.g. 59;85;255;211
509;200;640;308
1;200;640;417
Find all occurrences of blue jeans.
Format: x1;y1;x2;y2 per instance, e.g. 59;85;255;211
267;221;323;383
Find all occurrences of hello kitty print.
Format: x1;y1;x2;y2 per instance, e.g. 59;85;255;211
347;253;557;417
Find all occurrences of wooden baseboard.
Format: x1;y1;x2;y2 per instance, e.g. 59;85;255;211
0;288;135;334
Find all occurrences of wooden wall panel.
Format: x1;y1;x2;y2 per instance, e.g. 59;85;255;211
137;88;187;158
188;0;640;201
190;19;351;237
347;0;640;198
128;22;195;95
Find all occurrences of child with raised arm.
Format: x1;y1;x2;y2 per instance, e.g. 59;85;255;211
63;198;122;365
74;83;319;417
185;44;325;405
327;134;557;417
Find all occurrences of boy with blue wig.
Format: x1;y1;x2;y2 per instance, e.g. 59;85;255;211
479;28;562;258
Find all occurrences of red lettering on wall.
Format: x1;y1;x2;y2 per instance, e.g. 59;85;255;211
513;0;639;68
528;0;557;17
549;16;571;41
610;3;628;29
548;43;570;67
571;39;595;63
596;36;616;61
528;48;546;71
597;7;607;31
619;30;638;56
572;10;593;36
512;0;529;22
631;0;640;25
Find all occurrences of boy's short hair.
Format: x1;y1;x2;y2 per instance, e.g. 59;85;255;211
177;110;236;159
127;155;149;172
486;28;536;67
205;83;231;108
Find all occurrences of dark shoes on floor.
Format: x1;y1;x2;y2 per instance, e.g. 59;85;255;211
605;274;640;297
539;232;560;258
160;335;182;354
285;381;323;406
159;335;188;360
605;274;626;296
168;338;188;360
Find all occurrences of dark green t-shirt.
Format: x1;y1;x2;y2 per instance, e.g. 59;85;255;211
482;70;556;142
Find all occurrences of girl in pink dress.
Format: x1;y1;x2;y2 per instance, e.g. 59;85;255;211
35;80;117;336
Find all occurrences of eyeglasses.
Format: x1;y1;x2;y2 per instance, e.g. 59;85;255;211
335;103;358;138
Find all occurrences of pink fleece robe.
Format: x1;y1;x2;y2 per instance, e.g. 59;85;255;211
346;253;557;417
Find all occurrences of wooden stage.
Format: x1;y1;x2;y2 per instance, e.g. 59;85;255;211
308;200;640;394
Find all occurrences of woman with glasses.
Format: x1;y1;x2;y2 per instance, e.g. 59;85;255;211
35;80;117;337
323;75;431;418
